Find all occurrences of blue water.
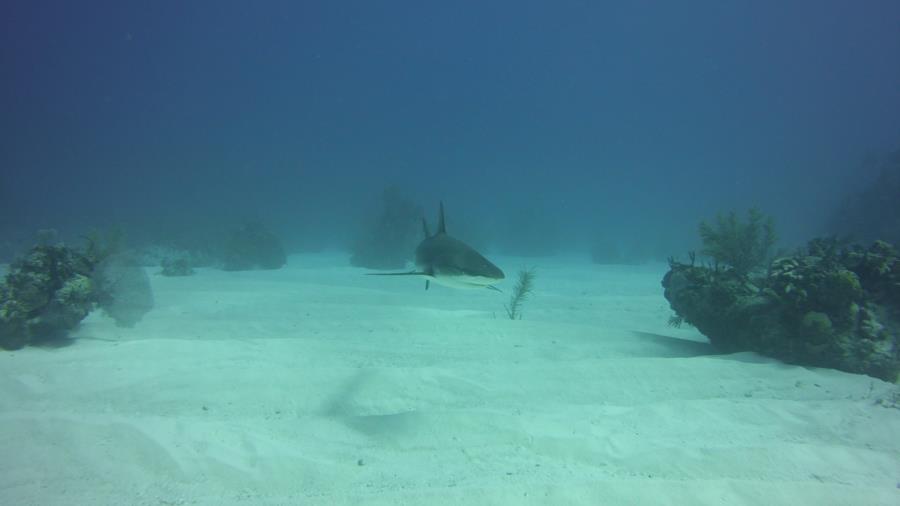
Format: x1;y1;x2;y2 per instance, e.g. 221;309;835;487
2;0;899;254
3;3;900;504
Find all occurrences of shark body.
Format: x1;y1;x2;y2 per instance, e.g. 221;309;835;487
369;202;504;290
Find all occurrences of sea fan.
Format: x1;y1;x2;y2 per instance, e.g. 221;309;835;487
505;268;535;320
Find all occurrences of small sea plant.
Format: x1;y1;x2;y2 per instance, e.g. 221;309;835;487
667;314;685;328
699;208;776;276
505;267;535;320
82;227;125;266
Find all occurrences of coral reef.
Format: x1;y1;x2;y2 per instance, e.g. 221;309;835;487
222;222;286;271
663;239;900;381
0;230;157;349
0;245;97;349
350;186;422;269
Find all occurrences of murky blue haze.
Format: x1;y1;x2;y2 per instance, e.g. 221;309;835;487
2;0;899;257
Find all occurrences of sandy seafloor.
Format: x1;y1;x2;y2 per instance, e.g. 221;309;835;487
1;253;898;505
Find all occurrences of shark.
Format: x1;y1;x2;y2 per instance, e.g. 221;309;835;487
368;202;505;290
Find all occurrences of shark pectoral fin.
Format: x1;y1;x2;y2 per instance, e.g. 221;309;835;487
425;280;430;290
486;285;503;293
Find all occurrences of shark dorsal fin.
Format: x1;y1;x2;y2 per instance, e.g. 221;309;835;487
437;201;447;235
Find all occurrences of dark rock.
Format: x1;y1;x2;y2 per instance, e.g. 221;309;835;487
590;238;624;264
663;239;900;381
223;222;286;271
497;205;560;257
350;187;422;269
160;257;194;277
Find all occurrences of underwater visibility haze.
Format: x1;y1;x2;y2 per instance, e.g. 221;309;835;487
1;1;900;504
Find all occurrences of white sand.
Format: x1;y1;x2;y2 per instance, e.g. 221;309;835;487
1;253;898;505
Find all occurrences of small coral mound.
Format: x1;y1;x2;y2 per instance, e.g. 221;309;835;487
223;222;286;271
160;257;194;277
663;238;900;381
0;231;156;349
0;245;96;349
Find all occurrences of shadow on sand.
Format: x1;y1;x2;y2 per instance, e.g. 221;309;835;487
629;331;716;358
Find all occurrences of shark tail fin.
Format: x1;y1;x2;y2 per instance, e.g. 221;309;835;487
437;201;447;234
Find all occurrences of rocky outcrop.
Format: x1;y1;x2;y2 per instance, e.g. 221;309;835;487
0;245;98;349
663;239;900;381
